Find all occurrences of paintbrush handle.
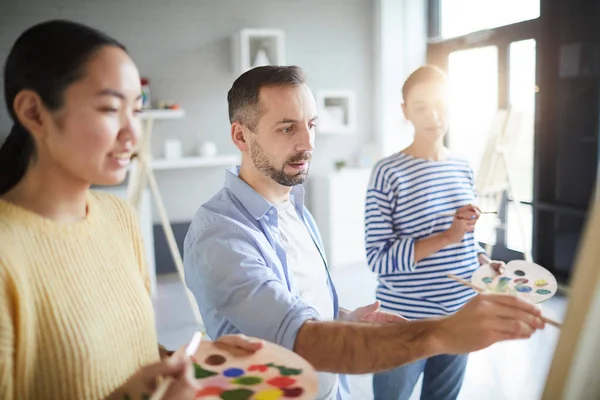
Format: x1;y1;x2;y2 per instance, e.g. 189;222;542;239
539;316;562;329
447;274;562;329
149;331;203;400
440;211;498;218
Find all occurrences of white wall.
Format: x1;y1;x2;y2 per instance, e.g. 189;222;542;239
0;0;375;223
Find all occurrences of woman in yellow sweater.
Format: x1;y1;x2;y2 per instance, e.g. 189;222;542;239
0;20;261;399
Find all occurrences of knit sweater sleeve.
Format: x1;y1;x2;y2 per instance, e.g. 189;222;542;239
104;192;152;296
130;213;151;296
0;259;14;400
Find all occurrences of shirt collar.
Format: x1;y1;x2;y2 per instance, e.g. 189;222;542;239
224;166;306;221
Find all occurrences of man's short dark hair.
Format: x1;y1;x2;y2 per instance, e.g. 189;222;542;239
227;65;307;130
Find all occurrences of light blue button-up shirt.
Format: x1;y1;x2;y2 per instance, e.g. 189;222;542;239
183;166;351;400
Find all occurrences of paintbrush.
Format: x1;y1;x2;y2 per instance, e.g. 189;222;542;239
439;210;498;218
150;331;203;400
447;274;562;329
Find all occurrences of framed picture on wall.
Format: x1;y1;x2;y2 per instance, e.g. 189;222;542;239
316;90;357;134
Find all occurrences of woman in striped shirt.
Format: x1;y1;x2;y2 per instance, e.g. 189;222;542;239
365;66;504;400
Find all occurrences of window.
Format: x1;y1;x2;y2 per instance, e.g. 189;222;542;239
440;0;540;39
505;39;536;254
447;46;498;174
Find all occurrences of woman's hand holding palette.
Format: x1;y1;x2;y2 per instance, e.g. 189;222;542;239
187;337;318;400
471;260;558;304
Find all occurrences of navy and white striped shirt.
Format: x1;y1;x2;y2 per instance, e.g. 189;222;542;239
365;152;485;319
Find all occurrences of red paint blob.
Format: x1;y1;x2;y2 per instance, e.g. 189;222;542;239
267;376;296;388
196;386;224;397
248;364;269;372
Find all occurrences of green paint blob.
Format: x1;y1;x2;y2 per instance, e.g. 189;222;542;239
220;388;254;400
265;364;303;376
495;278;510;292
233;376;263;385
194;363;218;379
536;289;552;295
482;277;493;284
278;367;302;376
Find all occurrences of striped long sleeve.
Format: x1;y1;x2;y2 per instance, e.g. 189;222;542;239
364;153;483;319
365;182;416;274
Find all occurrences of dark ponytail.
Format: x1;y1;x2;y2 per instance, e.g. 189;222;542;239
0;125;34;194
0;19;126;195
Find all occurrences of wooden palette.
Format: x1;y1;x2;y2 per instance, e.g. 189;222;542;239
187;338;318;400
471;260;558;304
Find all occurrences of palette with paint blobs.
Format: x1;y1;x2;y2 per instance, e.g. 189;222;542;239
471;260;558;303
187;338;318;400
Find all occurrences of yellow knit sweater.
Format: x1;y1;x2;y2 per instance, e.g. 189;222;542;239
0;190;160;400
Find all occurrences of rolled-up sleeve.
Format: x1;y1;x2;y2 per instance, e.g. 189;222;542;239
183;220;320;351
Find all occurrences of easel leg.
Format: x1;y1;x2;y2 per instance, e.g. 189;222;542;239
476;107;533;263
500;151;534;262
127;118;153;211
127;117;204;328
142;158;204;327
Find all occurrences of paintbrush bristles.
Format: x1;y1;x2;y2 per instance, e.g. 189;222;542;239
447;274;563;329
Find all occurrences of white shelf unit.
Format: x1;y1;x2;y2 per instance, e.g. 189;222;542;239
309;168;372;269
231;29;285;76
316;90;357;135
140;109;185;120
152;155;240;170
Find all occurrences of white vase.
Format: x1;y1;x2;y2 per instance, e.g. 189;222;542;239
197;141;217;158
164;139;182;159
253;48;271;68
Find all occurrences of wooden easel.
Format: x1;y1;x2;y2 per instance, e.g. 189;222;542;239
127;111;204;327
541;190;600;399
474;106;533;262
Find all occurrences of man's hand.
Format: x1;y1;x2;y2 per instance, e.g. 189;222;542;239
434;293;545;355
340;301;407;324
215;334;264;352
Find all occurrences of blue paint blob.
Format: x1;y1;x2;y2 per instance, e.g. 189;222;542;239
515;285;532;293
223;368;245;378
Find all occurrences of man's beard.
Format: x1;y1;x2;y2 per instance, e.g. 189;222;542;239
250;139;311;187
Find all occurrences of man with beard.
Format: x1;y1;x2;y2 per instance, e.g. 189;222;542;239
183;65;545;400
